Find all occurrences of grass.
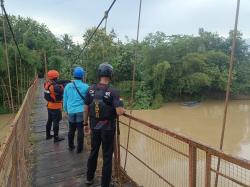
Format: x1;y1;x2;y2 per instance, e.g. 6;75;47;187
0;106;9;114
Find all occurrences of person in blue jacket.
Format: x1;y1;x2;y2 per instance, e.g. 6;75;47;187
63;67;89;153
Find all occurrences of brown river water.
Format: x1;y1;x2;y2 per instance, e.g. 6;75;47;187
132;100;250;158
0;101;249;186
119;100;250;187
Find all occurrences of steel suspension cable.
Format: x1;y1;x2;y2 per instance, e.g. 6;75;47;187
215;0;241;186
72;0;117;64
124;0;142;170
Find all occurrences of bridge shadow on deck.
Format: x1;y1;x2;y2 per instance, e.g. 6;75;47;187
31;80;101;187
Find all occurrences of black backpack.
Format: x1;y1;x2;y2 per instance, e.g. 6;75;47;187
44;81;64;103
89;84;116;120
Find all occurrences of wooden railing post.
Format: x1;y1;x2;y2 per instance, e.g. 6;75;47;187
205;152;211;187
189;145;197;187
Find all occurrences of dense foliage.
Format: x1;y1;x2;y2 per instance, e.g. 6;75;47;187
0;16;75;113
1;16;250;113
78;28;250;109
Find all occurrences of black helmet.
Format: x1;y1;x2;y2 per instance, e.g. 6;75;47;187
98;63;113;78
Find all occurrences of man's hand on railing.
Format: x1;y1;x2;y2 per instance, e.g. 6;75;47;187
116;107;125;116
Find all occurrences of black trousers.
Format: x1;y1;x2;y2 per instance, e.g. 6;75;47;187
46;109;62;137
68;122;84;150
87;129;115;187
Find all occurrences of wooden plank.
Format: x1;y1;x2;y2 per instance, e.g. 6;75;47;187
31;80;102;187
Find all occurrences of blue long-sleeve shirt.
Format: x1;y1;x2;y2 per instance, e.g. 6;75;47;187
63;80;89;114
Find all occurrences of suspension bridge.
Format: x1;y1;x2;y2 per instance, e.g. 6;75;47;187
0;0;250;186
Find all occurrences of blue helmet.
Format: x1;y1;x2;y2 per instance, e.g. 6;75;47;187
73;67;85;79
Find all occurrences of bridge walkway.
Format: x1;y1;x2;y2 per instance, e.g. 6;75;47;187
30;80;101;187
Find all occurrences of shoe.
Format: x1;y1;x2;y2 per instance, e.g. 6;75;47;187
54;137;65;143
85;179;94;185
76;148;83;154
46;135;54;140
69;146;75;151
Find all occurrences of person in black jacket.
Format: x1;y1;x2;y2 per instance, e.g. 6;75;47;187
84;63;125;187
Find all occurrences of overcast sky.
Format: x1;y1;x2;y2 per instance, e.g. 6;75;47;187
5;0;250;43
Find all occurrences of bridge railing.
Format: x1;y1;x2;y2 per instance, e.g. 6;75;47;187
116;113;250;187
0;78;38;187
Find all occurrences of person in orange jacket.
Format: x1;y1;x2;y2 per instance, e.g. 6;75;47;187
44;70;70;142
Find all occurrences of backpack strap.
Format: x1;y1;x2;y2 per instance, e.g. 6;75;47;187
95;83;110;92
73;81;85;101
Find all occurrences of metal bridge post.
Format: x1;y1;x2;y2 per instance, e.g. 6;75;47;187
205;152;211;187
189;145;197;187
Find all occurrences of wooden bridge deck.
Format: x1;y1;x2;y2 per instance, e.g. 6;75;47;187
30;81;101;187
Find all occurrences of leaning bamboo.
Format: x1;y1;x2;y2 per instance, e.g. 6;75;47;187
15;49;20;106
2;9;14;113
19;58;23;101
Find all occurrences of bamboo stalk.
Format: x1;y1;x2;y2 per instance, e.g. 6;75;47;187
2;9;14;113
19;58;23;101
44;50;48;81
23;67;26;91
26;68;28;89
0;78;11;110
15;49;20;106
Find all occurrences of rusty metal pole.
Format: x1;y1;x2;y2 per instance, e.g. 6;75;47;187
124;0;142;170
113;118;122;186
205;152;211;187
117;118;121;186
189;145;197;187
102;11;108;62
215;0;241;186
104;11;108;33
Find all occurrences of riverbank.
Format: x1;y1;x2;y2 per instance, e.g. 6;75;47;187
0;114;15;145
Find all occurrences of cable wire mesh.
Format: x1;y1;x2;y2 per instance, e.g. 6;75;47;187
116;114;250;187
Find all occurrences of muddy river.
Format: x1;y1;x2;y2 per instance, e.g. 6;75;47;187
119;100;250;187
133;100;250;158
